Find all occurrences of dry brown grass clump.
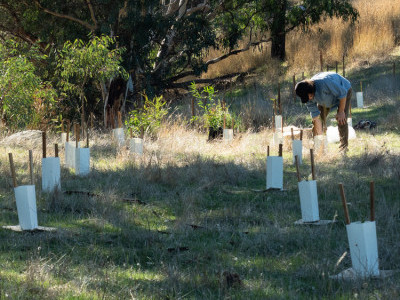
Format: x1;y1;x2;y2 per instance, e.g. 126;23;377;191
201;0;400;79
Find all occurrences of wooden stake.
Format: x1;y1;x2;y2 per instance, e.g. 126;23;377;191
360;81;363;93
278;144;283;157
326;65;329;72
320;51;323;72
42;131;46;158
267;145;270;157
61;120;64;133
343;55;346;77
295;155;301;182
293;74;296;102
272;113;275;131
86;125;89;148
335;61;338;73
8;153;17;188
370;181;375;221
302;72;305;80
140;126;144;139
291;128;294;140
223;114;226;129
29;150;33;185
76;124;80;148
55;144;59;158
310;149;315;180
278;82;282;115
130;128;133;139
300;130;303;141
118;111;122;128
339;183;350;225
66;120;70;142
349;101;352;118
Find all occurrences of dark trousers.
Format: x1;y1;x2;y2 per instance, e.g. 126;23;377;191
317;88;352;150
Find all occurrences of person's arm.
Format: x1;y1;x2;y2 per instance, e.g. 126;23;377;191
336;97;347;125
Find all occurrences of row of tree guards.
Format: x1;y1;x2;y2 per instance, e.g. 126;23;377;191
266;138;381;278
5;118;385;277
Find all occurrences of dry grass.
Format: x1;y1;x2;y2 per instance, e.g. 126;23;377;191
202;0;400;79
1;109;400;298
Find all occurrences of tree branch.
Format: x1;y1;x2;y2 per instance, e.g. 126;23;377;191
166;37;272;83
165;69;254;89
85;0;98;29
34;0;97;32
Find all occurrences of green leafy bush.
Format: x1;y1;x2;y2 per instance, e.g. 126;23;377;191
0;40;57;129
125;93;168;137
189;82;236;130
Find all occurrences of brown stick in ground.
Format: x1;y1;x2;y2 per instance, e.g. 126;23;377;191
9;153;17;188
295;155;301;182
339;183;350;225
370;181;375;221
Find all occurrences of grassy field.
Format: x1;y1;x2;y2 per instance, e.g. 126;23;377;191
0;61;400;299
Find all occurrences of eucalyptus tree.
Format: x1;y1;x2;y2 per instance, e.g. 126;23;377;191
0;0;358;98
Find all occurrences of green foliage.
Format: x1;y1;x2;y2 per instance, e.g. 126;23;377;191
56;35;128;117
0;40;57;129
125;93;168;137
190;82;237;130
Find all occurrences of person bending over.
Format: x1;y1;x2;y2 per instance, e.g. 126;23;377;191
295;72;352;151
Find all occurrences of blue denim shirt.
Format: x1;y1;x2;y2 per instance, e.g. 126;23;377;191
305;72;351;118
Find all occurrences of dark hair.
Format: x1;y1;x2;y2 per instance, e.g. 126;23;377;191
295;80;315;103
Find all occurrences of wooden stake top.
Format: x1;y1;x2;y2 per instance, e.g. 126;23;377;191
278;144;283;157
339;183;351;225
300;130;303;141
295;155;301;182
370;181;375;222
310;149;315;180
8;153;17;188
42;131;46;158
291;128;294;140
29;150;33;185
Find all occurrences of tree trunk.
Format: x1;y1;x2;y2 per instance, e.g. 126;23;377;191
270;0;287;61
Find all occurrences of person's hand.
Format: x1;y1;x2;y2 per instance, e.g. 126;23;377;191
336;111;346;126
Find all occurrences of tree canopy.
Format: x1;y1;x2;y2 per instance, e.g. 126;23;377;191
0;0;358;126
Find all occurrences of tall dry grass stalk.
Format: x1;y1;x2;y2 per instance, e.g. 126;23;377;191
202;0;400;78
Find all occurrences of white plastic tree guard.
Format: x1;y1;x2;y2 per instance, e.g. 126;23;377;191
272;132;283;146
223;129;233;142
346;221;379;277
298;180;320;222
292;140;302;165
314;135;327;153
347;117;353;127
75;148;90;175
275;115;283;132
356;92;364;108
129;138;143;155
112;128;125;146
61;132;67;144
65;142;76;168
266;156;283;190
42;157;61;192
15;185;38;230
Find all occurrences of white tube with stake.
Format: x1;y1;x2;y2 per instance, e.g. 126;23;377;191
41;132;61;192
266;144;283;190
340;183;380;277
295;151;319;222
9;153;38;230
